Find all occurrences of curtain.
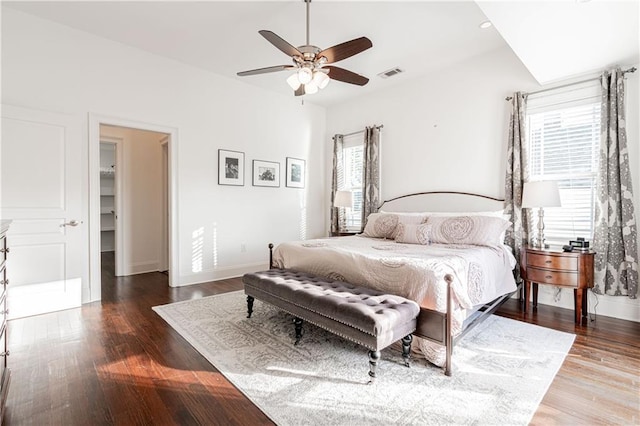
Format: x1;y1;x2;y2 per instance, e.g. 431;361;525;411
330;135;345;235
361;126;381;232
503;92;530;275
593;68;638;299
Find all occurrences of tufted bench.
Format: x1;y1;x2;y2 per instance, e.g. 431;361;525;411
242;269;420;383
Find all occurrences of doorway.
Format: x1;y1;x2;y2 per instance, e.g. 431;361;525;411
89;115;178;302
98;125;169;280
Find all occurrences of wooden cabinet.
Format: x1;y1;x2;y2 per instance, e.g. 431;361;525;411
521;247;595;325
0;221;11;422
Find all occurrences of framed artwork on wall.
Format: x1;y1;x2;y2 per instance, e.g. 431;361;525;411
286;157;305;188
218;149;244;186
252;160;280;187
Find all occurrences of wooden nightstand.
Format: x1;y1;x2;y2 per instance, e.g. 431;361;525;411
520;247;595;325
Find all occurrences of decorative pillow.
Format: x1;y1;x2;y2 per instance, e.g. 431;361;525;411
395;223;431;245
423;211;508;243
393;214;429;238
362;213;400;239
425;215;510;247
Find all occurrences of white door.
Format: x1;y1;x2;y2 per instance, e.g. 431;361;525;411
1;105;87;319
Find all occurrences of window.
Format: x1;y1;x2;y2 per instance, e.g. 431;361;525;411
526;81;601;247
341;144;363;231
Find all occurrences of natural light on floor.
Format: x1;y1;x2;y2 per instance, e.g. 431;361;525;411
7;277;82;319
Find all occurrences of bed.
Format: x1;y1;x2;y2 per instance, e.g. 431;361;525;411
269;191;520;375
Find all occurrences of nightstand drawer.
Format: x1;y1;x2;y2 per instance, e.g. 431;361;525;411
527;267;578;286
527;253;577;271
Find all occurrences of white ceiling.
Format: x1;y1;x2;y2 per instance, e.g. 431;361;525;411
477;0;639;85
4;1;639;107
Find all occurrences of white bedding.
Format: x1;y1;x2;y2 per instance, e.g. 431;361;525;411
272;235;517;366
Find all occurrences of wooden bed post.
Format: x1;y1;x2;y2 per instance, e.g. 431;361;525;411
444;274;453;377
268;243;274;269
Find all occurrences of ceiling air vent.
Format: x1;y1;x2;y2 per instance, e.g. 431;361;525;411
378;67;404;79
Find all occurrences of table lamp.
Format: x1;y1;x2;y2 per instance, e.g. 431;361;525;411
334;190;354;232
522;180;561;248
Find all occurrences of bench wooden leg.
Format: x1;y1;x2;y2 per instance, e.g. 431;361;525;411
401;335;412;367
368;350;381;384
246;296;254;318
293;317;303;345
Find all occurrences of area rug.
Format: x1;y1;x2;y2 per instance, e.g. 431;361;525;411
153;291;575;425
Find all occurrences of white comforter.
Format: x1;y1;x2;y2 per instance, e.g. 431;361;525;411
272;235;517;366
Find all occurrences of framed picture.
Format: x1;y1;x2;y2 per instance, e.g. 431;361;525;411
218;149;244;186
252;160;280;187
286;157;306;188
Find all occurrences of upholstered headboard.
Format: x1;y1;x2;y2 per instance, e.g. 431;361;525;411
378;191;505;213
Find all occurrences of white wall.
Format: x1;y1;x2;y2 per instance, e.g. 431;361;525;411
1;8;327;288
326;47;640;322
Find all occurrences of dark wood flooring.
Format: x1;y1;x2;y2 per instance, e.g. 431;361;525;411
3;252;639;425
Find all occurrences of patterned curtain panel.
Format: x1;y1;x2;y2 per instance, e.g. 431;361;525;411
330;135;345;235
593;68;638;299
361;126;381;232
503;92;531;274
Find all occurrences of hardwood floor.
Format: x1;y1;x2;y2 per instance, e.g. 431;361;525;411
3;253;639;425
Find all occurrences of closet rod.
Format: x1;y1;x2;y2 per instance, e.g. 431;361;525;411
332;124;384;140
504;66;637;101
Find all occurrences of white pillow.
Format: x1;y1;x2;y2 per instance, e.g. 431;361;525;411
425;215;511;247
395;223;431;245
362;213;399;239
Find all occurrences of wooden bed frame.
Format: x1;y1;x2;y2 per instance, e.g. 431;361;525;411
270;191;521;376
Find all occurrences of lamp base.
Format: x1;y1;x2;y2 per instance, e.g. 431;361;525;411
535;207;546;249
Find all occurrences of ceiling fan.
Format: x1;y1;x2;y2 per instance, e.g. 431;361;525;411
237;0;372;96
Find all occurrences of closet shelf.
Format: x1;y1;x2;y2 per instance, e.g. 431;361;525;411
101;226;115;232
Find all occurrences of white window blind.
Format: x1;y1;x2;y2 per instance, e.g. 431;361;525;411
341;141;363;231
526;80;601;247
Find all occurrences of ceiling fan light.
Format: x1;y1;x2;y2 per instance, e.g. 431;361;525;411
297;67;313;84
313;71;330;89
286;73;301;90
304;82;319;95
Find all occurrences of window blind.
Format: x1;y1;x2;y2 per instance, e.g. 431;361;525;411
526;80;601;247
342;145;363;230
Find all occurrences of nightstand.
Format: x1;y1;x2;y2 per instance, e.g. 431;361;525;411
520;247;595;325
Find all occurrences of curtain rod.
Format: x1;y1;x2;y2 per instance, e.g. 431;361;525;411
332;124;384;140
505;66;637;101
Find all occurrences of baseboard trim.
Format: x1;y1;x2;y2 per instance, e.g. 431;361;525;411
536;285;640;323
176;262;268;287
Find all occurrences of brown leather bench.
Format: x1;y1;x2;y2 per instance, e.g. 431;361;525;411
242;269;420;383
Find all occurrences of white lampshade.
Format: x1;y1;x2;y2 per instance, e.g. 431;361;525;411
334;190;354;208
304;82;319;94
297;67;313;84
286;73;301;90
313;71;330;89
522;181;561;208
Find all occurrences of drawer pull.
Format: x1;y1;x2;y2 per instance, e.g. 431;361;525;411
0;351;9;357
545;260;552;264
0;280;7;286
546;275;553;279
0;248;8;254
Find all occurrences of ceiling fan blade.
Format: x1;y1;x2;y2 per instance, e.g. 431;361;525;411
325;66;369;86
294;85;306;96
237;65;294;77
259;30;303;58
318;37;372;64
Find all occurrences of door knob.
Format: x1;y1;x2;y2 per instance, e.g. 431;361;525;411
61;220;81;227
